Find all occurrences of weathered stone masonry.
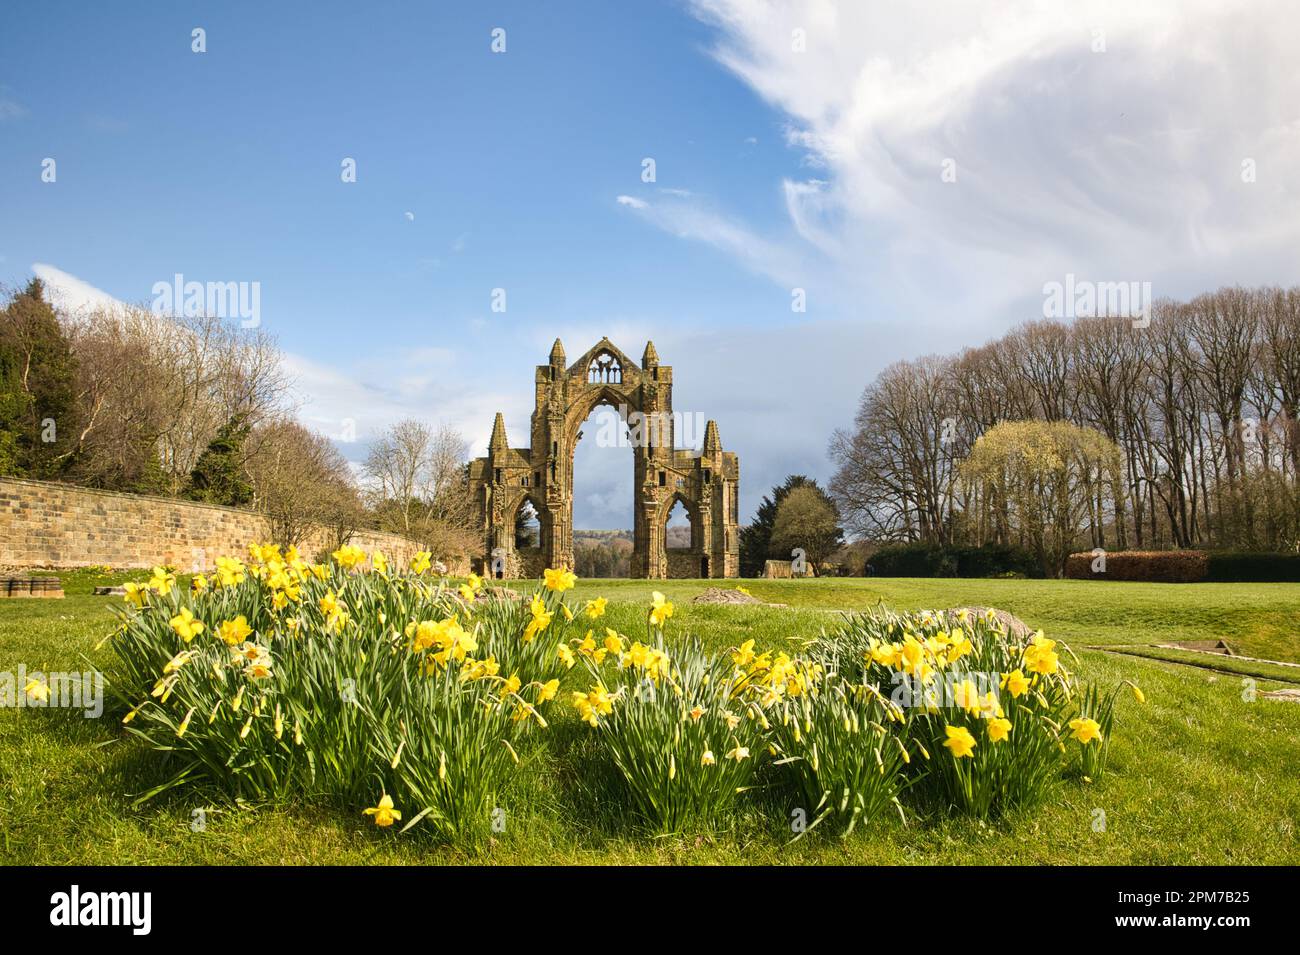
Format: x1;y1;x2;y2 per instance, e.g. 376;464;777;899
467;338;740;579
0;477;423;570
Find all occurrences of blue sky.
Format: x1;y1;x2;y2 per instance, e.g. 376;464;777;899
4;0;1299;529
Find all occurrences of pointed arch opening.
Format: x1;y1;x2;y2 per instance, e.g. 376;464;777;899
514;497;542;551
570;398;633;577
665;497;693;550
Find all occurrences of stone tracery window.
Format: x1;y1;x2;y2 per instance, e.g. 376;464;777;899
587;352;622;384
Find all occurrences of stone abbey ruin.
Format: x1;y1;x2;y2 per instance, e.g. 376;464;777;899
467;338;739;579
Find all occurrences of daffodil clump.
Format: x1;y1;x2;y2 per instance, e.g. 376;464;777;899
569;631;769;832
809;607;1144;819
767;675;917;837
105;545;588;844
105;553;1140;843
568;593;824;834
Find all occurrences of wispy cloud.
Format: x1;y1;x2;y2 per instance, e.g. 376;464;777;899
0;85;26;121
614;191;811;288
85;114;129;132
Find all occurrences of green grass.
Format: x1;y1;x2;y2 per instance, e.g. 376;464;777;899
3;574;1299;864
550;577;1300;666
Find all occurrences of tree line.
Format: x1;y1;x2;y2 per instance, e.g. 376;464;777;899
0;279;477;558
829;285;1300;559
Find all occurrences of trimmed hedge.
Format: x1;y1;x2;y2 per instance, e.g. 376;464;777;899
1064;550;1208;582
1207;551;1300;582
867;543;1042;578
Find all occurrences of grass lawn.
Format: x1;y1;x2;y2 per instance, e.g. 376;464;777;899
2;571;1299;865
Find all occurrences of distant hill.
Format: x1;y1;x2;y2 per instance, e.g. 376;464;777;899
665;525;692;549
573;529;633;577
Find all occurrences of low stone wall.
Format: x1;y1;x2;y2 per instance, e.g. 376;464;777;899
762;559;813;579
0;476;427;571
666;550;704;579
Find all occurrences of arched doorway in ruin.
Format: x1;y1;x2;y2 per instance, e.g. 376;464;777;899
467;338;740;579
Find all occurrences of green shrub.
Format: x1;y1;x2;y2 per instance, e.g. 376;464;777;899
1207;551;1300;582
867;543;1041;578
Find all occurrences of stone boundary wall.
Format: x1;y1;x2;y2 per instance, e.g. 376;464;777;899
0;476;430;571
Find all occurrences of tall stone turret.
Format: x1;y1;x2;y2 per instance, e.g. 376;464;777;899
489;412;509;454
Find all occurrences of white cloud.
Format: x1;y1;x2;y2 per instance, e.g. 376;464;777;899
30;263;532;467
683;0;1300;325
31;263;126;315
282;347;531;458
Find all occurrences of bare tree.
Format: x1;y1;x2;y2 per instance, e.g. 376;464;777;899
363;419;476;556
245;420;361;550
831;285;1300;555
60;303;292;493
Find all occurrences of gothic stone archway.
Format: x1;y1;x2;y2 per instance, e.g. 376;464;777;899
467;338;740;579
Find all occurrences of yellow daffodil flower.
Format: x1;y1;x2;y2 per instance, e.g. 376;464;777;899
215;556;246;587
122;581;148;608
500;673;522;698
732;639;756;667
331;544;367;570
649;591;674;628
543;567;577;592
1023;631;1059;675
362;794;401;827
218;615;253;646
147;566;174;595
1069;717;1102;745
952;679;982;714
943;725;977;758
169;607;205;643
523;594;553;642
987;716;1012;743
1001;669;1031;698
